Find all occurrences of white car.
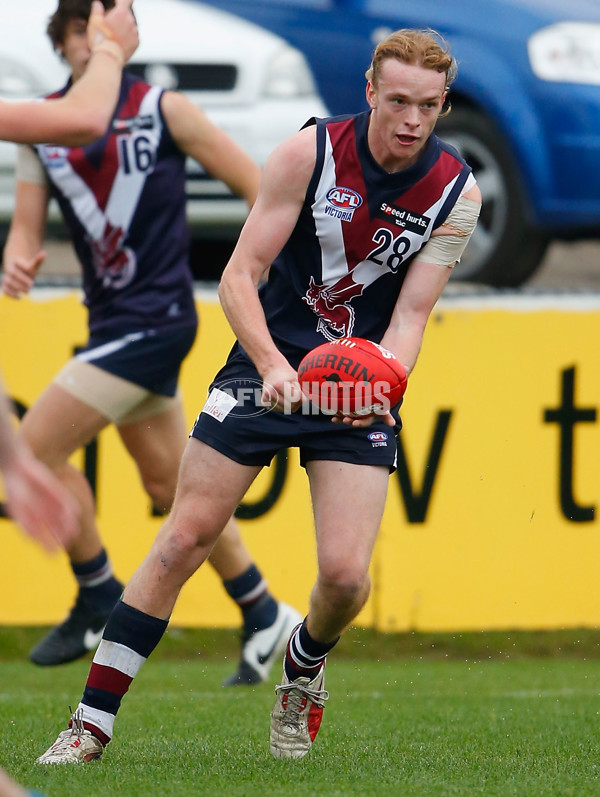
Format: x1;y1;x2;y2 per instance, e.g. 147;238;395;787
0;0;329;250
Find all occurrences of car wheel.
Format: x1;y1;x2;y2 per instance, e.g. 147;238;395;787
436;107;550;287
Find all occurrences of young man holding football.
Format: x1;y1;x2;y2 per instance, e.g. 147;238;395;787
37;28;481;764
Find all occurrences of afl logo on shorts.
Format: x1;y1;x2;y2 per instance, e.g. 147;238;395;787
368;431;388;448
324;187;363;222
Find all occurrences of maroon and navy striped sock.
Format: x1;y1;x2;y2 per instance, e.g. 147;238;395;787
223;564;278;635
71;548;123;612
71;600;168;744
284;620;339;682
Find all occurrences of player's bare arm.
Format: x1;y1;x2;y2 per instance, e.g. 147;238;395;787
381;183;482;373
0;0;138;147
381;260;451;374
160;91;262;207
2;181;49;299
219;126;317;408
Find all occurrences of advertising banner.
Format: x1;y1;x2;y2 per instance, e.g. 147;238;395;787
1;291;600;631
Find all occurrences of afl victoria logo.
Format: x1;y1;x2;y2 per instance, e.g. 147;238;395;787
368;430;389;448
324;187;363;222
326;187;363;209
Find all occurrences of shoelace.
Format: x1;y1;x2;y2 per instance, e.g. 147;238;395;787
275;681;329;728
70;705;85;737
43;708;86;760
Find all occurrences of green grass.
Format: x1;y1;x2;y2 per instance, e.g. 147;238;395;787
2;629;600;796
4;625;600;662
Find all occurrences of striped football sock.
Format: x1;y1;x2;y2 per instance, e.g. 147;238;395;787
72;601;168;744
71;549;123;612
223;564;278;634
284;620;339;681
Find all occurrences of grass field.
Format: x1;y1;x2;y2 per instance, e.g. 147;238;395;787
2;628;600;796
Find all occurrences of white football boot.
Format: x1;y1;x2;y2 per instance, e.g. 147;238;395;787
270;663;329;759
36;708;104;765
223;602;303;686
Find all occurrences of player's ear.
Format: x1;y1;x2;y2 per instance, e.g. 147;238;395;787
439;90;452;118
366;80;377;110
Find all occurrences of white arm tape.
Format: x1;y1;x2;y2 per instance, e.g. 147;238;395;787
16;145;47;186
417;192;481;268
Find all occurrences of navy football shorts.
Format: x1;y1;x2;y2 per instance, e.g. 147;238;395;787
191;355;400;471
75;324;197;397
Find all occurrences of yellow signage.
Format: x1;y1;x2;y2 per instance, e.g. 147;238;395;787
2;291;600;631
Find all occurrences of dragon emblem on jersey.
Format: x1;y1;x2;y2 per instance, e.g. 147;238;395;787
89;221;137;290
303;273;365;340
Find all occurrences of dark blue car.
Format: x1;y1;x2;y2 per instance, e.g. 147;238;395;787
197;0;600;286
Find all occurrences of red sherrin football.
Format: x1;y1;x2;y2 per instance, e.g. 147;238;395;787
297;337;407;416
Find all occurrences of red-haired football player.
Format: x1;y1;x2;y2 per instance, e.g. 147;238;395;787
36;28;480;764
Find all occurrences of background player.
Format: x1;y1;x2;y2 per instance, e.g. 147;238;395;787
2;0;300;685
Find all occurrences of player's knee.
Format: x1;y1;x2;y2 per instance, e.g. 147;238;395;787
142;474;177;513
165;521;216;558
317;568;371;606
319;554;370;587
165;501;222;553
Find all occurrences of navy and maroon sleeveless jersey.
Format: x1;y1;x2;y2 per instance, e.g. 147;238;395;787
34;72;197;336
256;111;472;368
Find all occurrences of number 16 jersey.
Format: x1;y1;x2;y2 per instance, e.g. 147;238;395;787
33;72;197;337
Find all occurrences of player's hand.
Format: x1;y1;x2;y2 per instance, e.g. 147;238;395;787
1;250;46;298
261;364;303;414
88;0;139;63
332;410;396;428
3;442;80;553
0;766;33;797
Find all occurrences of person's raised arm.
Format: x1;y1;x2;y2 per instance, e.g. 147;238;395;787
0;0;138;147
217;125;317;409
